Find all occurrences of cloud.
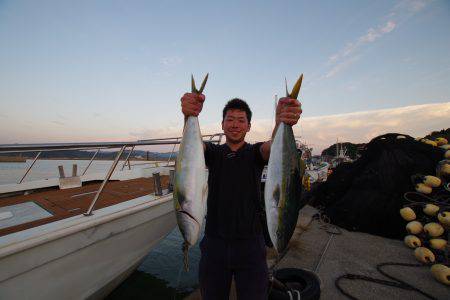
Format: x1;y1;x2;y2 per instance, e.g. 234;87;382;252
328;20;397;63
326;55;361;78
275;102;450;154
51;120;65;126
394;0;430;13
324;0;430;78
325;21;396;78
130;102;450;155
160;56;182;67
381;21;396;33
129;125;183;140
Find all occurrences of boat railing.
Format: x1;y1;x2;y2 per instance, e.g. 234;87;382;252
0;133;223;216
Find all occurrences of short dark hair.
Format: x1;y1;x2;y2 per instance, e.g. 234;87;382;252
222;98;252;123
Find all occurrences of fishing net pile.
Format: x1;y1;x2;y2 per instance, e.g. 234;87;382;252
311;133;449;240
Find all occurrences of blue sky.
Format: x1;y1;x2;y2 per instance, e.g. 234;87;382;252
0;0;449;151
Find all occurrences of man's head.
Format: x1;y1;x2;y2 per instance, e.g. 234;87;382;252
222;98;252;145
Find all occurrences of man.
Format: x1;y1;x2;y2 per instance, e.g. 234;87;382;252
181;92;301;299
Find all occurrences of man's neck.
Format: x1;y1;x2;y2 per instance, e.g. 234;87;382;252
226;140;246;152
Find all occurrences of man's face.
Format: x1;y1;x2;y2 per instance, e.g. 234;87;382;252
222;109;251;144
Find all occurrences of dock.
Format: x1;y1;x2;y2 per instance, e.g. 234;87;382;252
186;206;449;299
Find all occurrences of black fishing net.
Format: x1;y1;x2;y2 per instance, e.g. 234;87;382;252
311;133;447;239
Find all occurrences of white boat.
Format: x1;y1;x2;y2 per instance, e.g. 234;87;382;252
330;139;354;168
0;135;222;299
0;191;175;299
305;161;329;183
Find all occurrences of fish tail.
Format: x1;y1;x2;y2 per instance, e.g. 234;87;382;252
289;74;303;99
183;242;189;272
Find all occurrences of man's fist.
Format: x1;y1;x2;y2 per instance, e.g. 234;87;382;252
181;93;205;117
276;97;302;126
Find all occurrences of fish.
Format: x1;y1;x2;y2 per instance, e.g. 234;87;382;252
264;74;304;254
173;73;209;271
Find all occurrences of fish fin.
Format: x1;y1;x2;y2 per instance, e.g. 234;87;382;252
183;242;189;272
203;182;208;201
191;74;197;93
285;77;289;97
198;73;209;94
273;184;281;207
191;73;209;94
174;189;185;210
174;199;181;211
288;74;303;99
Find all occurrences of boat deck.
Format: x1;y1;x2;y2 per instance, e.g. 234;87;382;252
0;176;169;237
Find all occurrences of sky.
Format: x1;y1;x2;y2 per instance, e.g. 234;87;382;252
0;0;449;153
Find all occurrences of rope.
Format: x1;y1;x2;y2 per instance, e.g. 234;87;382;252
403;192;449;208
268;246;291;295
444;183;450;193
313;212;342;273
335;262;438;300
172;263;185;300
268;211;319;296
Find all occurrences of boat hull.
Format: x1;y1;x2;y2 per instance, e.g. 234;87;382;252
0;194;176;300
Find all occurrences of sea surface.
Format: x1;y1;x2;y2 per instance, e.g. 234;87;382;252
0;160;201;299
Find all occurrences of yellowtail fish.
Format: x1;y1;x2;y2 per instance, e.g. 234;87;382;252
174;74;209;271
264;74;304;254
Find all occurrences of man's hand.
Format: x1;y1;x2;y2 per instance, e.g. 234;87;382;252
181;93;205;117
261;97;302;161
276;97;302;126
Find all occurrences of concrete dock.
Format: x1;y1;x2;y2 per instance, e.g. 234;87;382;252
186;206;449;299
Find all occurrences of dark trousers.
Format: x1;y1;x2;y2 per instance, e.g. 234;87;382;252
199;234;268;300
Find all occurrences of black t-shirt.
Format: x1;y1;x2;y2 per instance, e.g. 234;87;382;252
204;141;267;239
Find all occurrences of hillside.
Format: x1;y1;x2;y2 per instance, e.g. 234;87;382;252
320;127;449;159
0;149;176;161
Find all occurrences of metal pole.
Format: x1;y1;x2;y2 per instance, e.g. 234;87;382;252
82;149;100;175
84;146;126;216
166;138;178;166
18;152;41;184
121;146;135;171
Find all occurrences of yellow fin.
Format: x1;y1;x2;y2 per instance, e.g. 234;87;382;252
288;74;303;99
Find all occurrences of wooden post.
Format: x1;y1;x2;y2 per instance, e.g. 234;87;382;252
153;172;162;196
168;169;175;192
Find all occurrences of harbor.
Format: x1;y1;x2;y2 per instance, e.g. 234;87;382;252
0;131;449;299
1;1;450;299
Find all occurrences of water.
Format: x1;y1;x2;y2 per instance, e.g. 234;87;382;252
0;159;115;184
0;160;201;298
108;229;202;299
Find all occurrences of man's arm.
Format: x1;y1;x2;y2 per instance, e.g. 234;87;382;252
259;97;303;161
